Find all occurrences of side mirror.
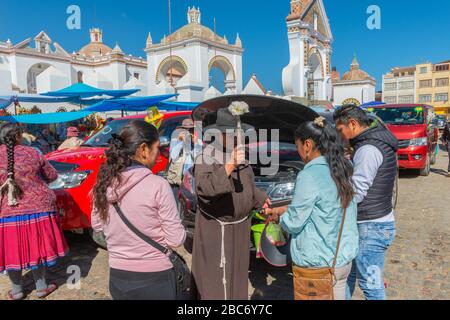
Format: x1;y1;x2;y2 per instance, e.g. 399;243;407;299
160;136;170;148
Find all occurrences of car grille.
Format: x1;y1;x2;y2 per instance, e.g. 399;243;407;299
398;154;409;161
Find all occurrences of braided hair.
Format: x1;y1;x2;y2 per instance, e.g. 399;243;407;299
0;123;24;206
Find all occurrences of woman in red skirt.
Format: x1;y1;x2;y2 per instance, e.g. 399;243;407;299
0;123;69;300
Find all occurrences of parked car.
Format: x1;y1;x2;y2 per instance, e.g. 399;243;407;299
369;104;439;176
178;95;395;239
46;111;192;246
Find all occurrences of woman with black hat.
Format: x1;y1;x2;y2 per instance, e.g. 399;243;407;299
191;108;270;300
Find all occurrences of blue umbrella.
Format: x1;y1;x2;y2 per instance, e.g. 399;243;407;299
0;94;79;110
0;111;93;124
157;101;200;111
84;94;178;112
42;83;139;99
360;101;386;109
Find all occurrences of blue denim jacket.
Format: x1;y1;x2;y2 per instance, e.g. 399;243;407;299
280;156;359;268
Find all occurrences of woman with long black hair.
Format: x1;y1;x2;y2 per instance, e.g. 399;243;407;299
91;120;186;300
0;123;68;300
265;117;359;300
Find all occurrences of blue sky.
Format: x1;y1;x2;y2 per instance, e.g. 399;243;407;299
2;0;450;94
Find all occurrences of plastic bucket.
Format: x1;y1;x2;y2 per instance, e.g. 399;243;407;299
251;224;266;257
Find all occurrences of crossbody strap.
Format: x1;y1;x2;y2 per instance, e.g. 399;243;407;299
332;207;347;270
113;202;171;256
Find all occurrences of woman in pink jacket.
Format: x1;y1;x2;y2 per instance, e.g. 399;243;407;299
91;120;186;300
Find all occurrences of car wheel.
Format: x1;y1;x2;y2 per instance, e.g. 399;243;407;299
89;229;107;250
420;154;431;176
392;172;399;210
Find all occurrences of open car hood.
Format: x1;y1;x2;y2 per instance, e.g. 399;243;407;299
192;95;319;143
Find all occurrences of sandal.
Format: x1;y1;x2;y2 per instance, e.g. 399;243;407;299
7;290;25;301
36;283;58;299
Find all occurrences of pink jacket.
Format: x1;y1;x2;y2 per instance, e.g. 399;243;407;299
91;166;186;273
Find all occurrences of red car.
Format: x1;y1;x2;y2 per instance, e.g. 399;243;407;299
370;104;439;176
46;111;192;245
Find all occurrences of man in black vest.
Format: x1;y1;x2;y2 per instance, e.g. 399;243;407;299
334;105;399;300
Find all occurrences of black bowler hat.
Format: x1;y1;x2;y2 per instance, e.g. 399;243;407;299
204;109;254;133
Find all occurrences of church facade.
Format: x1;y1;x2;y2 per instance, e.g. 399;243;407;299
145;7;244;102
0;28;147;103
282;0;333;104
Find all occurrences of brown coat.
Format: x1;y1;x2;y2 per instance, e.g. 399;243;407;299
191;151;267;300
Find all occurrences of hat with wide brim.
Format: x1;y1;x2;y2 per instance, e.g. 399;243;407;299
204;108;254;133
260;223;292;267
179;118;195;129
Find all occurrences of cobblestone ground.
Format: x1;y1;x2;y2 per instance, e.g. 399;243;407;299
1;148;449;300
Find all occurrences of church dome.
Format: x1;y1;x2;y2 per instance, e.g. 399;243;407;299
78;28;112;57
78;43;112;57
164;23;228;45
342;56;370;81
159;7;232;46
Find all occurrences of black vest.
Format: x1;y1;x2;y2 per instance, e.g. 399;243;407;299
351;124;399;221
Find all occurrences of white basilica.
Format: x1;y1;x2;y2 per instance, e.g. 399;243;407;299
145;7;243;102
282;0;333;104
0;28;147;100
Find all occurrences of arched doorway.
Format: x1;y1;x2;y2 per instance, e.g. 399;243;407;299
77;71;84;83
156;56;188;87
306;50;324;103
27;63;51;94
208;56;236;94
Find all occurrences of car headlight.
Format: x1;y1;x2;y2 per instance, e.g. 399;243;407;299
268;182;295;201
49;171;91;190
409;137;427;147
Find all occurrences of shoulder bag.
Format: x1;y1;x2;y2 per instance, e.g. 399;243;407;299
292;207;347;300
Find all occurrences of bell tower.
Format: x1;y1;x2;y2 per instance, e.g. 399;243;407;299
287;0;310;21
187;6;201;24
90;28;103;43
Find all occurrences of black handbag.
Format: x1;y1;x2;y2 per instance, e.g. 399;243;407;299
112;203;191;300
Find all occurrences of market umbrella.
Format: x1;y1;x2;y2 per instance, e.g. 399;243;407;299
0;94;79;110
41;83;139;99
360;101;386;109
0;111;93;124
83;94;178;113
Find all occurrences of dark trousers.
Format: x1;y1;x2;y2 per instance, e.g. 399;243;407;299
109;268;176;300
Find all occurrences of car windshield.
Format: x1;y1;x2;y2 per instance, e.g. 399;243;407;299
371;107;425;125
83;120;130;147
83;116;189;147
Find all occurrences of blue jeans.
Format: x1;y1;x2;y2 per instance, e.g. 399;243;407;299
346;221;396;300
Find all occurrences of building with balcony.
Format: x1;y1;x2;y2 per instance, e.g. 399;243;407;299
382;66;416;105
416;61;450;116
